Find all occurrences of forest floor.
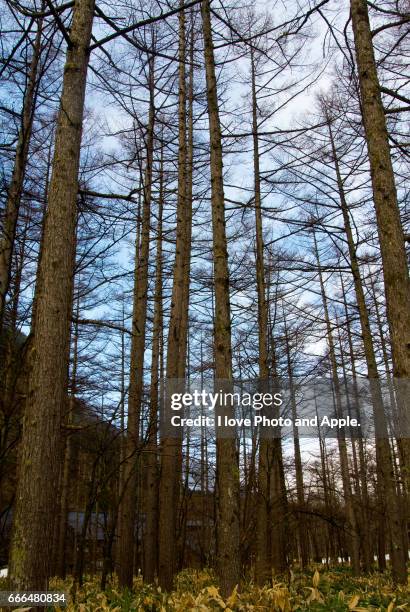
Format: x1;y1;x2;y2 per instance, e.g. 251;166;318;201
37;566;410;611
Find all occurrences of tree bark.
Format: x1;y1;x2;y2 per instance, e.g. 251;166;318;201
327;117;407;581
55;296;80;579
158;1;192;590
143;142;164;584
251;49;271;585
250;51;287;581
350;0;410;380
8;0;95;590
266;257;288;574
201;0;240;596
350;2;410;543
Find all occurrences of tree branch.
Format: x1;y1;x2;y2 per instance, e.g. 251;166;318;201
89;0;202;51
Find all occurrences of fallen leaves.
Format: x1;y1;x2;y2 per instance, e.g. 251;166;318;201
46;567;409;611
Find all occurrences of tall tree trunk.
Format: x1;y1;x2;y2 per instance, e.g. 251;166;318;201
315;397;335;564
283;314;309;569
143;142;164;584
266;256;288;574
117;57;155;588
327;118;407;582
340;274;373;571
0;208;31;517
313;230;361;575
251;49;283;584
0;136;51;519
28;126;53;337
8;0;95;590
251;48;272;585
201;0;240;596
350;2;410;542
0;13;43;332
177;15;195;570
158;1;192;590
200;333;211;565
55;294;80;578
368;272;405;476
367;271;408;571
350;0;410;380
